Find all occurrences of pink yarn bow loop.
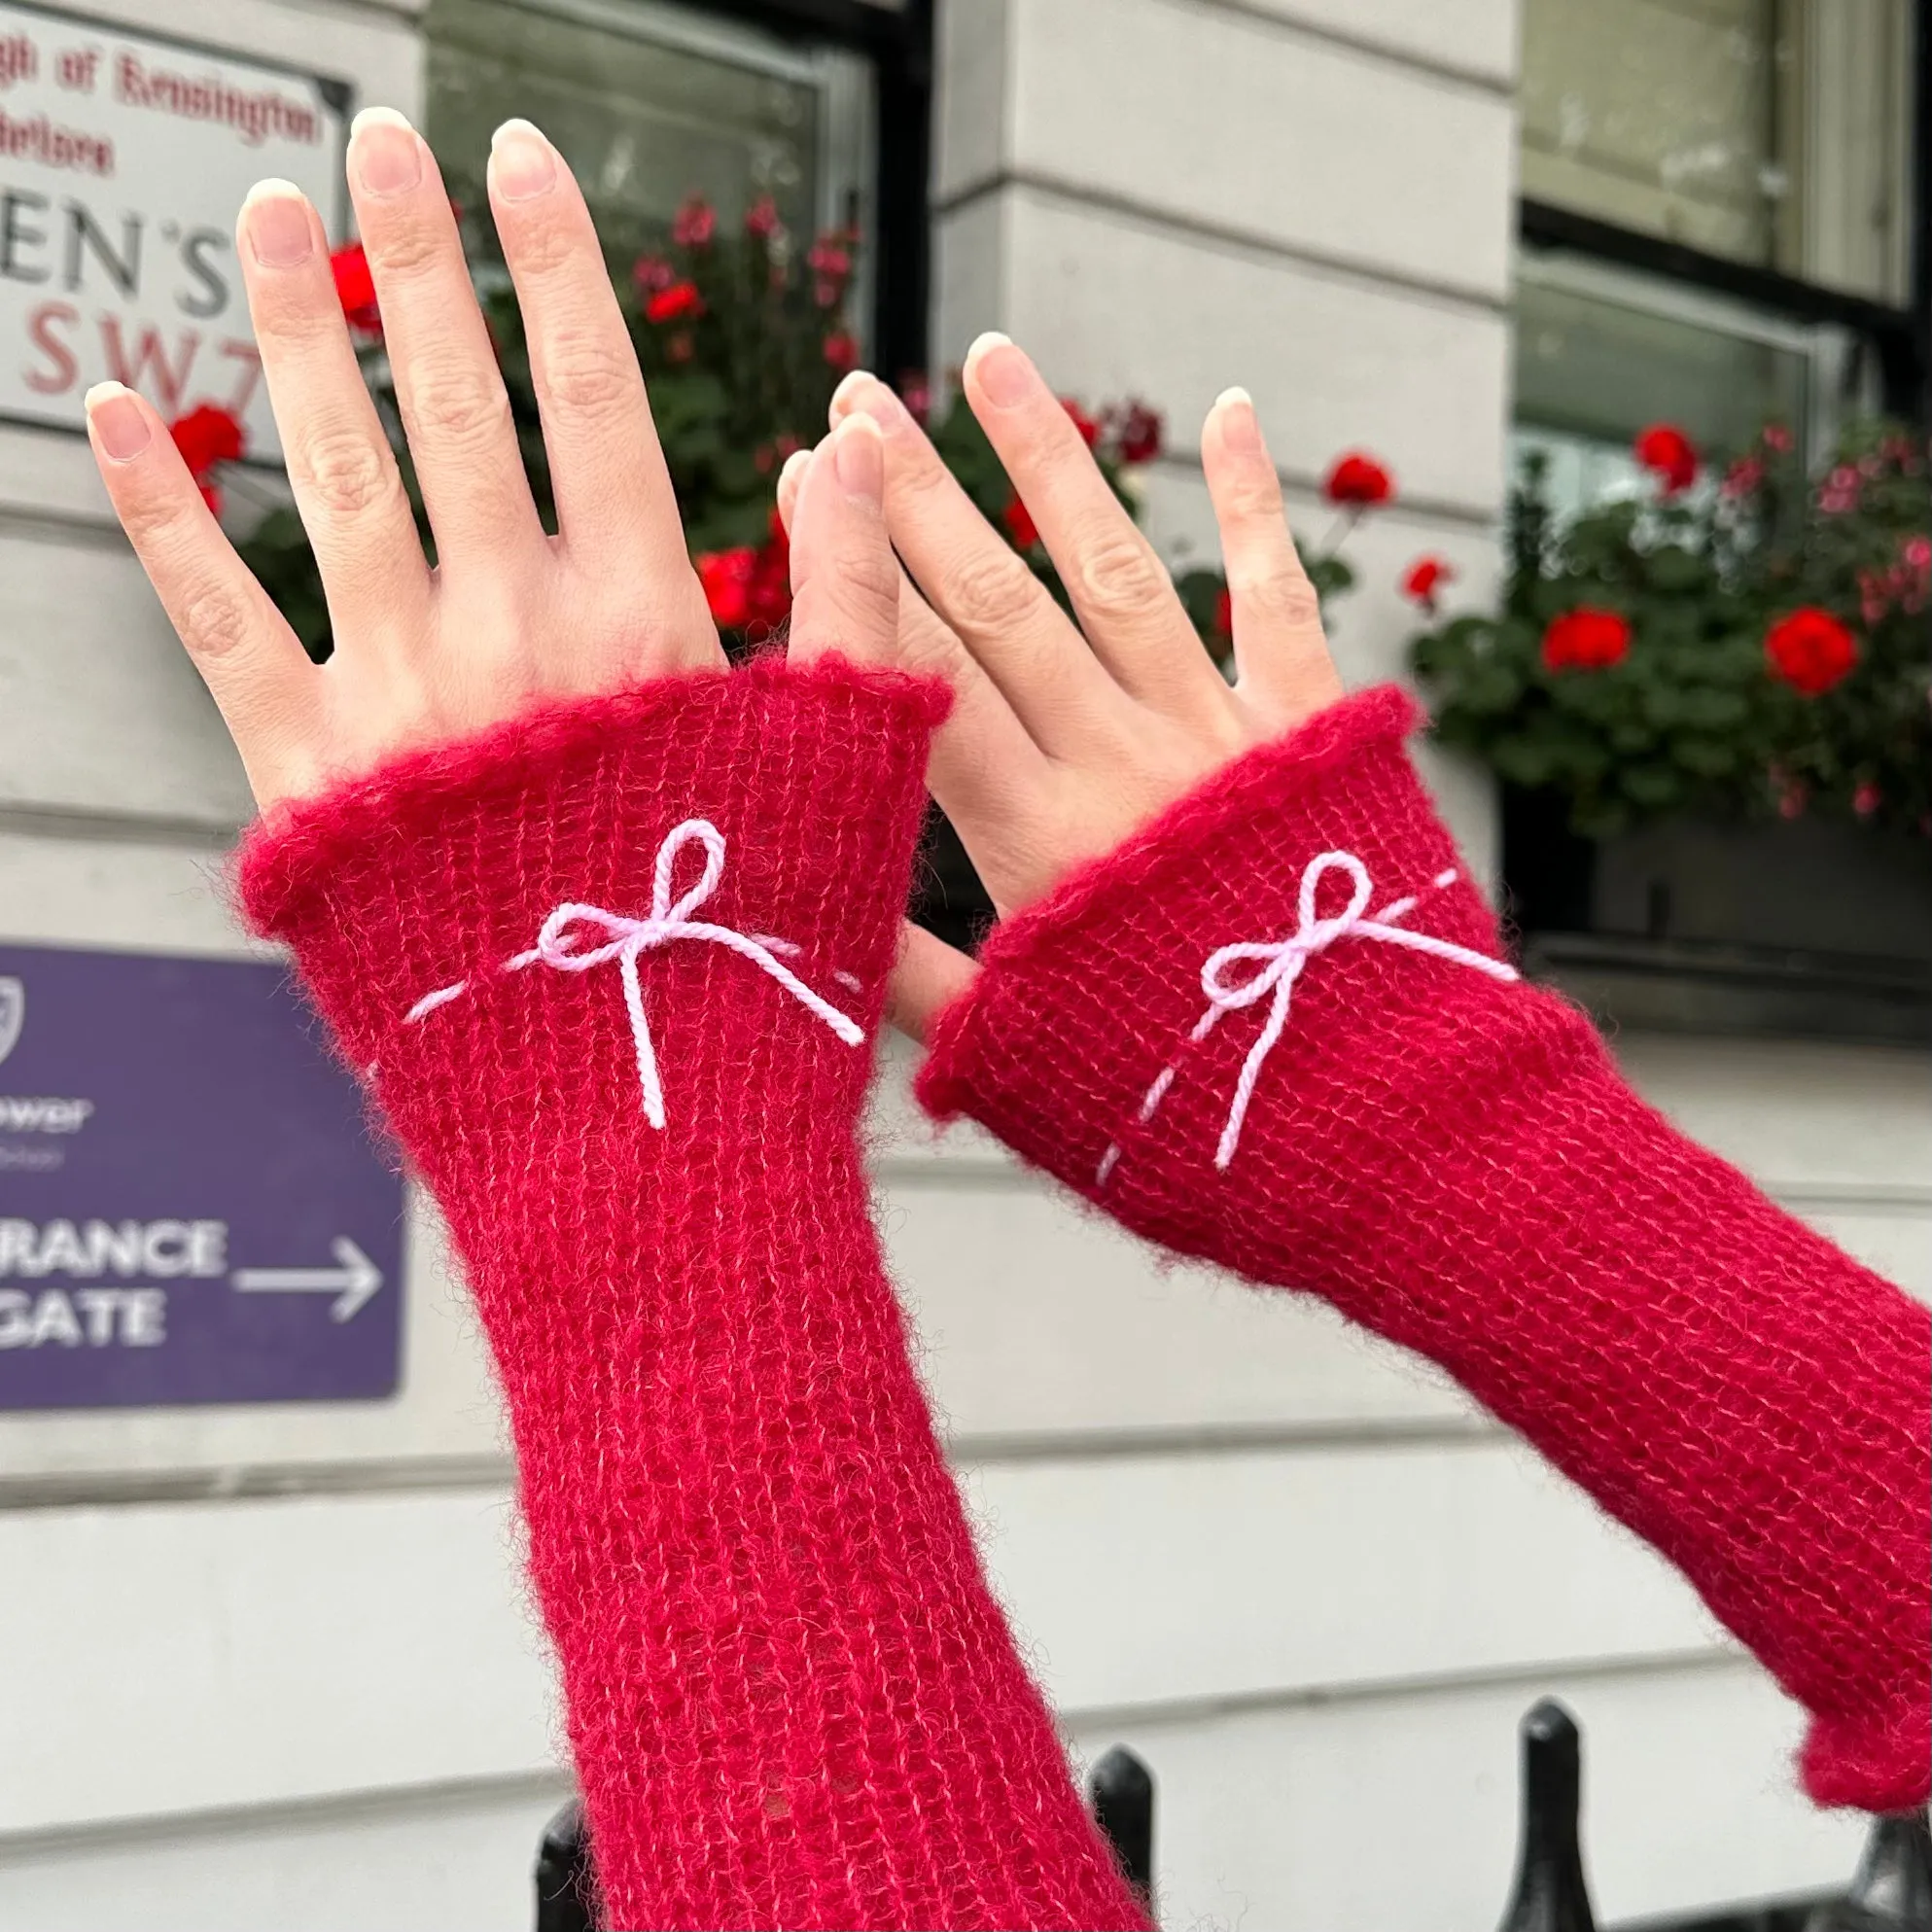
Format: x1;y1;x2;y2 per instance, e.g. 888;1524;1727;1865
1199;849;1516;1171
529;819;864;1130
1200;852;1376;1018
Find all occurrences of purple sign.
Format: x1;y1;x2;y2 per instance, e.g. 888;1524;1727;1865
0;941;404;1409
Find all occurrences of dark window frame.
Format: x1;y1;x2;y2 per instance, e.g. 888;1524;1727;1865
1518;0;1931;428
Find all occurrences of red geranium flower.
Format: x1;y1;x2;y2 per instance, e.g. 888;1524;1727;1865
1401;554;1455;613
1214;586;1233;636
1062;399;1102;449
697;517;793;636
169;403;245;516
1634;422;1699;495
1765;607;1858;696
1115;402;1163;465
170;403;244;477
631;253;674;297
823;331;859;372
899;373;932;425
1720;454;1764;499
1818;465;1861;516
645;280;704;324
695;546;757;630
672;196;716;248
1541;607;1632;673
1003;494;1039;551
330;242;381;334
807;238;852;282
1323;451;1394;507
744;195;780;240
746;515;792;630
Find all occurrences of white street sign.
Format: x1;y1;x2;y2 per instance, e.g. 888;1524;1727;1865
0;2;348;455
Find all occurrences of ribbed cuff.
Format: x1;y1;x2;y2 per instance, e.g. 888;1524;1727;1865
239;655;947;1144
917;683;1519;1220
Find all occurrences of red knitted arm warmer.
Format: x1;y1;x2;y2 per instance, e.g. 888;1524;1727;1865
237;659;1144;1932
919;685;1931;1815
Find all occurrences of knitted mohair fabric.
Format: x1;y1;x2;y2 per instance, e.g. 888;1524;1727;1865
919;684;1932;1815
238;658;1146;1932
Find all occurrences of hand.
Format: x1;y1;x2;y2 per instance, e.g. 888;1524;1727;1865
779;334;1344;1037
87;109;896;816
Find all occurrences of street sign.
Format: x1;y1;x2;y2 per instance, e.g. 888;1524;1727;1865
0;1;350;454
0;941;404;1410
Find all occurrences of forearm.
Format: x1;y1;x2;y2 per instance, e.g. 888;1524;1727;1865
922;685;1931;1813
470;1138;1129;1929
240;659;1143;1932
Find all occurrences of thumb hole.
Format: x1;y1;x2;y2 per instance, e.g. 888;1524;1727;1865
888;920;978;1044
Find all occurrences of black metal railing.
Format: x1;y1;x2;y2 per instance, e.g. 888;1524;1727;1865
534;1801;593;1932
1493;1699;1931;1932
532;1700;1932;1930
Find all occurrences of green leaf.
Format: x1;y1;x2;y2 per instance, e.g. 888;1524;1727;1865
1621;764;1683;807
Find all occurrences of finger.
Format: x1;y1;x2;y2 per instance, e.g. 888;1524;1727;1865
786;416;899;665
828;369;1115;755
486;121;705;632
888;922;978;1044
780;438;1001;696
961;334;1227;718
234;180;429;644
85;383;316;806
776;445;810;525
1202;387;1345;729
780;437;1059;845
346;107;544;569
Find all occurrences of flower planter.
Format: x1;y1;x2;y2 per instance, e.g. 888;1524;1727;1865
1503;789;1932;1044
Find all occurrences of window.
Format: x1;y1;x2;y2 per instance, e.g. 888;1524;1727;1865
1516;261;1824;503
1514;0;1924;500
424;0;930;369
1503;2;1932;1036
1522;0;1914;304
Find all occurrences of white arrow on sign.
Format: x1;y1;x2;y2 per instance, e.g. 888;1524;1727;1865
231;1239;384;1322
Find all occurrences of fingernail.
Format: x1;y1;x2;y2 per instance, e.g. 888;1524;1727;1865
351;104;413;137
968;332;1033;409
832;414;883;502
490;119;556;201
778;445;813;494
1215;386;1262;453
352;107;422;196
857;382;911;436
86;382;150;461
241;179;313;267
775;447;811;528
829;369;871;416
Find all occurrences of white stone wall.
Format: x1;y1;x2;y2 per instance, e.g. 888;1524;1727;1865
0;3;1926;1930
